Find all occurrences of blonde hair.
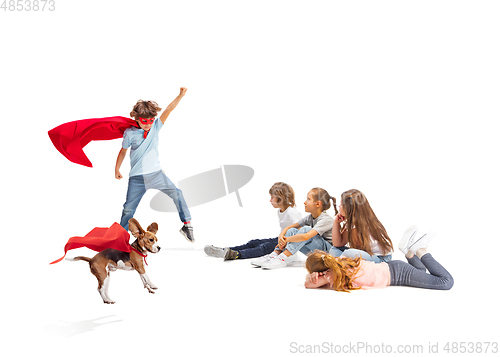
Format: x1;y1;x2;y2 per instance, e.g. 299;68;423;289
310;187;338;215
341;189;393;256
305;251;362;292
269;182;296;210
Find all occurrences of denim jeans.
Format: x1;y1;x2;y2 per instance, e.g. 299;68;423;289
388;253;454;290
329;246;392;263
229;238;278;259
120;170;191;231
284;227;332;255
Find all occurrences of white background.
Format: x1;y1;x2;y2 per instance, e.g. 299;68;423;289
1;1;499;356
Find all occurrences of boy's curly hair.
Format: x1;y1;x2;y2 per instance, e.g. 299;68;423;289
130;100;162;119
269;182;296;209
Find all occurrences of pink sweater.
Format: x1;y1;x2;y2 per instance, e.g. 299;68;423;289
351;261;391;289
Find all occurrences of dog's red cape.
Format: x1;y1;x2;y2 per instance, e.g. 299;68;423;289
48;116;139;167
50;222;133;264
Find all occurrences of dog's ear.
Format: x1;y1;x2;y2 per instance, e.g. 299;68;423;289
128;218;145;238
147;223;158;234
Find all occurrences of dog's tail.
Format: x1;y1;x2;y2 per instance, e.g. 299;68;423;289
69;256;92;263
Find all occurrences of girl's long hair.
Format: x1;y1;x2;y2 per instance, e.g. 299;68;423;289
341;189;393;256
305;251;362;292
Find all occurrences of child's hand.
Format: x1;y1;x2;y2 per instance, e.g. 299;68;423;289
179;87;187;97
309;272;322;284
278;231;285;241
334;213;345;224
278;235;287;249
115;170;123;180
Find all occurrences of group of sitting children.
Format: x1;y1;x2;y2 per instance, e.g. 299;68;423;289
204;182;454;292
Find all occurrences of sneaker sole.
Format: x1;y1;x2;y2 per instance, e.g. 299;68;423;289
409;230;437;253
204;246;224;258
251;261;265;267
399;225;418;254
261;262;287;270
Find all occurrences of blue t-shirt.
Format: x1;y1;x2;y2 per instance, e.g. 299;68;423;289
122;118;163;177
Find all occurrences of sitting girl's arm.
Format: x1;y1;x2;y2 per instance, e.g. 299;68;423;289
305;272;331;289
331;214;348;247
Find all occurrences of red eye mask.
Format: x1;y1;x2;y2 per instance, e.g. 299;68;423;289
138;117;155;125
138;117;154;138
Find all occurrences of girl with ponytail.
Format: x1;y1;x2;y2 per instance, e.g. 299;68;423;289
261;187;338;270
330;189;393;263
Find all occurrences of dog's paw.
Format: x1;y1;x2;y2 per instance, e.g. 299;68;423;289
104;300;116;304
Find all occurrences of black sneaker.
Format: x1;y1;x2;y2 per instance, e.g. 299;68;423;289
223;248;240;261
180;224;195;243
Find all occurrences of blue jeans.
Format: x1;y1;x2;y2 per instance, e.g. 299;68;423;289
388;254;454;290
229;238;278;259
283;227;332;255
120;170;191;231
329;246;392;263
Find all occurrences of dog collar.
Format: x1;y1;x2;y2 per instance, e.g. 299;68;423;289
131;247;148;266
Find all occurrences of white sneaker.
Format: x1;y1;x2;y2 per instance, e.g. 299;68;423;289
408;231;436;254
284;253;303;267
398;225;419;254
261;255;287;270
251;254;272;267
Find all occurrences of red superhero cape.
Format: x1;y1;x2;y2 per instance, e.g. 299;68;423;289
50;222;139;264
48;116;139;167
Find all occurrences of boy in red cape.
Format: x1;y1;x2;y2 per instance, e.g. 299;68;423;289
48;88;194;243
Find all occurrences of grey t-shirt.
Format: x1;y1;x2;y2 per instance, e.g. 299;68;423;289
297;211;334;243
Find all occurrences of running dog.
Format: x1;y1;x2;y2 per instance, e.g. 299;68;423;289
71;218;160;304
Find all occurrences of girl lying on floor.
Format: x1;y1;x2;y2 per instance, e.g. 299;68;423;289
304;226;453;291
